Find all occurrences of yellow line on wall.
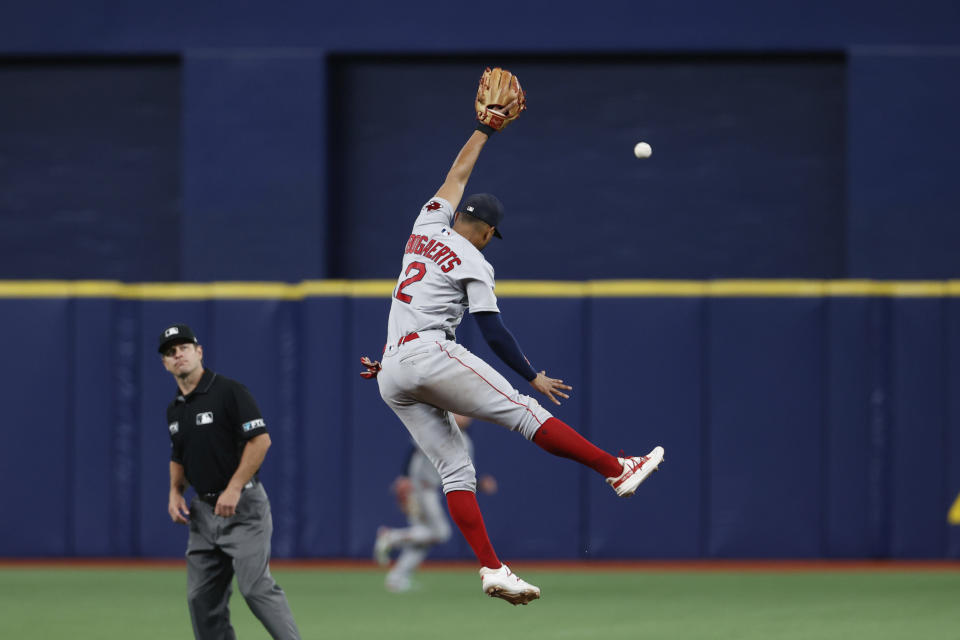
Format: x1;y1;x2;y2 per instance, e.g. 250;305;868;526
0;279;958;299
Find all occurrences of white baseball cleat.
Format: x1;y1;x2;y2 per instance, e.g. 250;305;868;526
479;565;541;605
606;446;665;497
373;527;392;566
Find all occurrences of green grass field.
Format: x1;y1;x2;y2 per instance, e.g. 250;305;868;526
1;564;958;639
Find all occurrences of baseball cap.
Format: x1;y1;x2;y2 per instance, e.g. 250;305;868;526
158;323;199;354
460;193;504;239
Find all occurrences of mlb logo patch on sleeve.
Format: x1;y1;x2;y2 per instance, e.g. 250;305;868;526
243;418;266;432
196;412;214;425
168;421;179;434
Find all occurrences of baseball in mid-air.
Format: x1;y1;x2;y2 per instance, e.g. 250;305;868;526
634;141;653;159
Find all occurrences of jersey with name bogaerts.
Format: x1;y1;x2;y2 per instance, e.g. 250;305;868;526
386;197;499;346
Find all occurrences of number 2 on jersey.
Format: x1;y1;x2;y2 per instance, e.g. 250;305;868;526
395;261;426;304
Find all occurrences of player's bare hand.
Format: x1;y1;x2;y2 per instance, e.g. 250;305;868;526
391;476;413;511
391;476;412;499
215;487;242;517
360;356;382;379
168;492;190;524
478;473;498;495
530;371;572;405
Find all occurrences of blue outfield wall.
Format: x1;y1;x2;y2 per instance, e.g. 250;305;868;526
1;282;958;559
5;51;960;283
2;0;959;52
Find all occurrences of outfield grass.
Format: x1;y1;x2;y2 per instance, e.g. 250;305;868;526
1;564;958;639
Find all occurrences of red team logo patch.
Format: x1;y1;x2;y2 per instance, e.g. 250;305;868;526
425;201;442;211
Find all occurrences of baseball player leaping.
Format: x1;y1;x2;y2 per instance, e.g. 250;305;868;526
360;67;664;606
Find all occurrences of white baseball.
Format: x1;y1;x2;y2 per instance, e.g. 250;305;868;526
633;141;652;159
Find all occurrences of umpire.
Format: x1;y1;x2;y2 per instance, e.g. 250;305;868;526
159;323;301;640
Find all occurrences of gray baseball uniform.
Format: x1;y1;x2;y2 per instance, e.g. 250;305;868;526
367;73;663;606
377;197;553;494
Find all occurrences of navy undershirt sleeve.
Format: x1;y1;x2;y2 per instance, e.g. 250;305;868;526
472;311;538;382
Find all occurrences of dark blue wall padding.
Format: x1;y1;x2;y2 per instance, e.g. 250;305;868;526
1;289;959;559
847;52;960;279
823;298;875;557
0;300;70;554
5;52;960;283
887;299;949;557
948;299;960;558
3;1;959;51
0;61;180;281
2;7;959;285
331;58;845;280
587;298;704;558
71;299;120;555
182;52;325;281
300;298;351;556
707;298;825;557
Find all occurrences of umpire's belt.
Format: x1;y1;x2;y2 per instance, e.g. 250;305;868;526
198;479;258;506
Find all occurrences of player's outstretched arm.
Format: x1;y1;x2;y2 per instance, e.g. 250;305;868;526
474;311;535;378
474;311;572;405
434;67;526;209
434;130;490;210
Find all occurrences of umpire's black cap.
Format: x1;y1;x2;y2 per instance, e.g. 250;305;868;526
158;323;199;354
460;193;504;239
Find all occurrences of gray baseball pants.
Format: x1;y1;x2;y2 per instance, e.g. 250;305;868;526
377;334;553;493
186;482;300;640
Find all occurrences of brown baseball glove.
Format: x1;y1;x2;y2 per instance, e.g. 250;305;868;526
475;67;527;132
